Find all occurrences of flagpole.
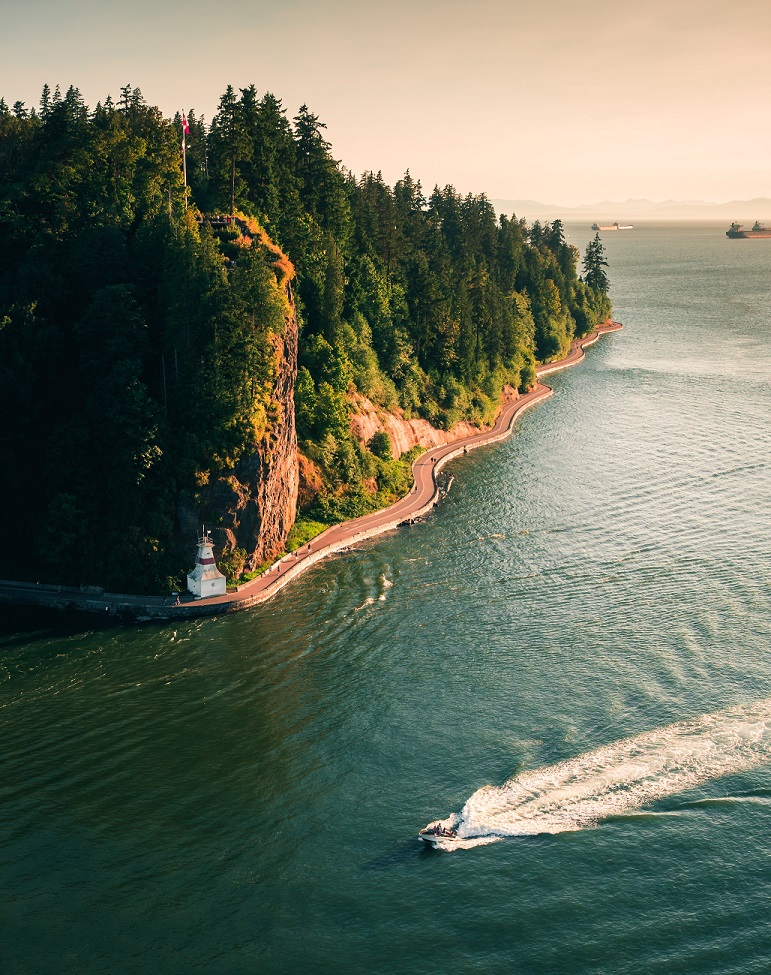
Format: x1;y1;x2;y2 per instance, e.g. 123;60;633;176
182;120;188;209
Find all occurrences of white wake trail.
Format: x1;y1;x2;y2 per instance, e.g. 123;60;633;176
354;575;393;610
442;699;771;848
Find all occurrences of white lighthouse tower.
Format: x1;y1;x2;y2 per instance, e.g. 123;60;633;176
187;527;227;598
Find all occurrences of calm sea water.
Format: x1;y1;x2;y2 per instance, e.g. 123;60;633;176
3;223;771;974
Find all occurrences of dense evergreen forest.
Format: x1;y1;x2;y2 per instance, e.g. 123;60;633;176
0;84;611;593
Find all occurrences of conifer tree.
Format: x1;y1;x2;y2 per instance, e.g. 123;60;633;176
583;232;609;294
209;85;252;213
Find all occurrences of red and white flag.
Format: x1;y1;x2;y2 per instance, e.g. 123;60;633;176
182;112;190;135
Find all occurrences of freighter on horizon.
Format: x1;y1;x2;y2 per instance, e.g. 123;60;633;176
726;221;771;238
591;222;634;231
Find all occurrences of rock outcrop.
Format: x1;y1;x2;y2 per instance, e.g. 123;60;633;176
188;229;299;573
349;387;520;459
228;293;299;573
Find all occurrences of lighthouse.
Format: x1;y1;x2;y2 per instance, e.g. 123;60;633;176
186;527;227;598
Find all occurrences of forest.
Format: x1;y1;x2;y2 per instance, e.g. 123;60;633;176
0;84;611;593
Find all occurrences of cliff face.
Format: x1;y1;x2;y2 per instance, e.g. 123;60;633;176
349;387;520;458
243;290;299;570
187;232;299;574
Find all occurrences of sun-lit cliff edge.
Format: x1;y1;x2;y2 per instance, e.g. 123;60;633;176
177;219;300;578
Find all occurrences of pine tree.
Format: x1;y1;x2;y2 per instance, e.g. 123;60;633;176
209;85;252;213
583;232;609;294
40;84;51;120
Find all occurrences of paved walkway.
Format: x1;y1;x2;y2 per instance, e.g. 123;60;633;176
0;322;622;621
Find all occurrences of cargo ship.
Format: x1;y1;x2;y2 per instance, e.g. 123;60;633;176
591;222;634;231
726;221;771;238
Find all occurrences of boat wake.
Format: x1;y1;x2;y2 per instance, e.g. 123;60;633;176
432;699;771;850
354;574;393;611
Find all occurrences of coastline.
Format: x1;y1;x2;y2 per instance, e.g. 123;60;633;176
0;322;622;621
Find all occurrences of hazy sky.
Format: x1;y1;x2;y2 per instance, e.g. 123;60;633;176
3;0;770;205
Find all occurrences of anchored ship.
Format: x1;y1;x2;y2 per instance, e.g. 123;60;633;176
591;222;634;231
726;221;771;239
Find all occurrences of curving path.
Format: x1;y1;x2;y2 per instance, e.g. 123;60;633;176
0;322;622;621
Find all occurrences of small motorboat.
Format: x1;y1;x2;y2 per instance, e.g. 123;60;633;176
418;820;460;846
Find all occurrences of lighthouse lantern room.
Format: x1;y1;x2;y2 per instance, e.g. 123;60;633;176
187;527;227;598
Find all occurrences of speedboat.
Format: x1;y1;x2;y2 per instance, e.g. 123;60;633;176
418;820;460;846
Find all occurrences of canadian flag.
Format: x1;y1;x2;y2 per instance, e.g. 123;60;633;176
182;112;190;135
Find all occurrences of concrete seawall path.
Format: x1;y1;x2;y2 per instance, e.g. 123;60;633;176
0;322;622;621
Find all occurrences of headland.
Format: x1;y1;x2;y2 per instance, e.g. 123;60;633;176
0;322;622;621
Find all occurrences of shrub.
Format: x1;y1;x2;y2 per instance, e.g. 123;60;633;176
217;547;247;585
519;360;537;392
286;518;327;551
367;430;393;460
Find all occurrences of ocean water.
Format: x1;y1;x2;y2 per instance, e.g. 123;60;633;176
2;222;771;974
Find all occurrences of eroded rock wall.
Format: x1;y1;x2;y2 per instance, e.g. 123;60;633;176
349;387;520;459
187;240;299;574
231;290;299;572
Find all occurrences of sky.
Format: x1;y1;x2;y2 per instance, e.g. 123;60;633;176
3;0;770;207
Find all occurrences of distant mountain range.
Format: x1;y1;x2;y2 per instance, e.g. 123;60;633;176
491;197;771;222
